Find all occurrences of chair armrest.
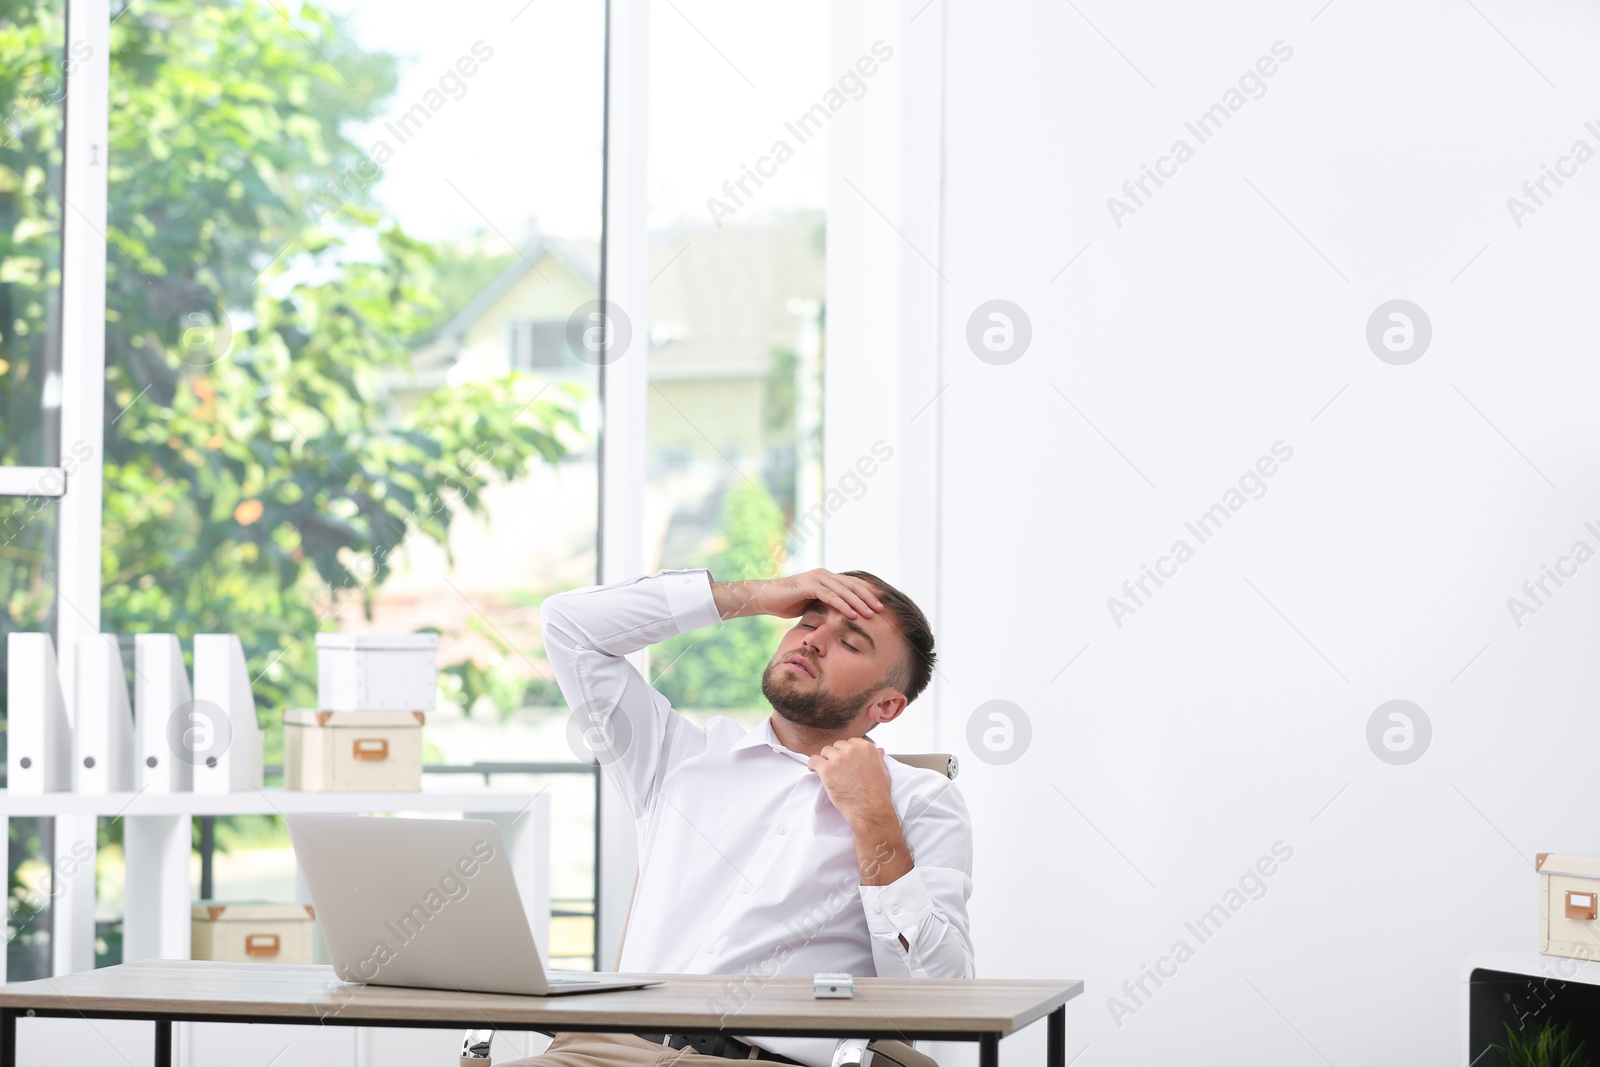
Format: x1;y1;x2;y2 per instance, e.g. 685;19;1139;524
833;1037;873;1067
837;1038;941;1067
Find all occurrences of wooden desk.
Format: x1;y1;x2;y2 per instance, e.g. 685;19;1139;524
0;960;1082;1067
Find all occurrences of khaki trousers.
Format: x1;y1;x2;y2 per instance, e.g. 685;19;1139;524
492;1030;714;1067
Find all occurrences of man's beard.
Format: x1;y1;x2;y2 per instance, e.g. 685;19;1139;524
760;659;878;732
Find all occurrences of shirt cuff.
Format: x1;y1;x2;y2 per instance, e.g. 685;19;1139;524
859;868;935;940
660;569;722;633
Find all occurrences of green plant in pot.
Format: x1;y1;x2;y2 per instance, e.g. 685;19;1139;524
1493;1019;1593;1067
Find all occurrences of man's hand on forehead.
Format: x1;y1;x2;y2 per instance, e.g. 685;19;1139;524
713;567;885;621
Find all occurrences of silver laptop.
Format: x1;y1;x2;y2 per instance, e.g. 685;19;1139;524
287;813;662;996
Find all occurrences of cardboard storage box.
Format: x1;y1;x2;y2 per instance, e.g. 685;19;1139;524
191;902;315;964
1538;852;1600;962
315;632;438;711
283;709;424;792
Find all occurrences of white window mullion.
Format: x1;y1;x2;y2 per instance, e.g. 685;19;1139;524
55;0;110;683
51;0;111;979
598;0;650;590
596;0;650;977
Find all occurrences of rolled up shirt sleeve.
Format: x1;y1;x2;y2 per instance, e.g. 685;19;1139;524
857;776;975;978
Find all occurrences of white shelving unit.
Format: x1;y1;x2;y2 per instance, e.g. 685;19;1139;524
0;789;553;984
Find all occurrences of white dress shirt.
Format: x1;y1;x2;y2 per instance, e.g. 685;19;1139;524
541;569;975;1067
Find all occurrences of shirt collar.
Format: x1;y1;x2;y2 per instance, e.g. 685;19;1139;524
730;714;811;764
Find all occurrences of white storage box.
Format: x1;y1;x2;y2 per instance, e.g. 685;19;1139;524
1538;852;1600;962
283;709;425;792
191;902;315;964
315;632;438;711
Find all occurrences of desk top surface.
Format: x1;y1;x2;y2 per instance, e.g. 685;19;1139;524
0;961;1084;1037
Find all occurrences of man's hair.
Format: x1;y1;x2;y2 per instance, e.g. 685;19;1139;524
840;570;936;705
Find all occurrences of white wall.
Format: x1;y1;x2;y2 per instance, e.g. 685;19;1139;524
832;0;1600;1063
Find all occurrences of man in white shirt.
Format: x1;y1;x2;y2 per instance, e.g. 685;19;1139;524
499;567;973;1067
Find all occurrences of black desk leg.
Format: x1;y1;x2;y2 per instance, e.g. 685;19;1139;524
154;1019;172;1067
1047;1006;1064;1067
1;1008;14;1067
980;1032;999;1067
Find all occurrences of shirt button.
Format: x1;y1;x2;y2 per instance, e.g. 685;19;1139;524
873;905;882;914
890;905;900;915
682;577;691;584
777;826;787;835
740;885;751;894
704;944;714;954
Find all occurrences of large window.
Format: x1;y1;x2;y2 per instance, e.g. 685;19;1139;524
94;0;606;969
644;0;827;720
0;0;67;980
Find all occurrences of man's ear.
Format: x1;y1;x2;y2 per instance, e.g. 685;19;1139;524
869;690;908;726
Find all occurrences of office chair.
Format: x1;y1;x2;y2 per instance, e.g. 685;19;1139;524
462;753;959;1067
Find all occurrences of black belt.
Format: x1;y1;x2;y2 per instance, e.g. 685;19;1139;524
636;1031;803;1064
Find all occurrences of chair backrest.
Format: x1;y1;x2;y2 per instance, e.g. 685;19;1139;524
885;752;959;780
611;752;957;970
